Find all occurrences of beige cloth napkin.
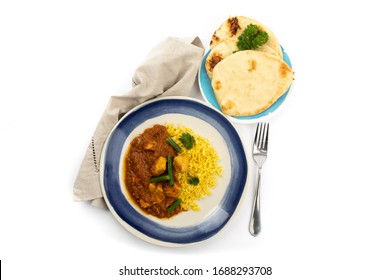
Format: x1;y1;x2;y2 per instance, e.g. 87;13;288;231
73;36;205;208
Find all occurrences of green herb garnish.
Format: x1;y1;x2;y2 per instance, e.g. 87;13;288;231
236;24;269;51
179;133;195;149
188;176;200;186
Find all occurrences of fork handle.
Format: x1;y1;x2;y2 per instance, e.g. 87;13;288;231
249;168;262;236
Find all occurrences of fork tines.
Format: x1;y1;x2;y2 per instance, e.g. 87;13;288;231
254;122;269;152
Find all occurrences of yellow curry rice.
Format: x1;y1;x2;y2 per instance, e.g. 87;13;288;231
166;123;223;211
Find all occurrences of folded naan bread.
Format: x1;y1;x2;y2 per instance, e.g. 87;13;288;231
205;39;279;79
210;16;283;58
211;50;294;116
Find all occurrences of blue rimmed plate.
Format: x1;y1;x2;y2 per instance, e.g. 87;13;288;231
198;47;293;124
100;97;248;246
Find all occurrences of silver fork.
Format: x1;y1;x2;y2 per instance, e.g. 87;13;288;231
249;122;269;236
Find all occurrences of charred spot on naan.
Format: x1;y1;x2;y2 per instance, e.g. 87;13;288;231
210;34;221;46
213;80;222;91
278;62;291;78
227;17;241;36
248;59;257;72
221;100;236;112
210;17;241;48
206;52;224;73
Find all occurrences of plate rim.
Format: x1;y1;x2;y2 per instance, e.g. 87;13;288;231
99;96;248;247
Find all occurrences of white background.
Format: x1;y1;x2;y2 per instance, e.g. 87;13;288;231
1;0;390;279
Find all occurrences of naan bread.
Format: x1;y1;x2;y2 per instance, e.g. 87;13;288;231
210;16;283;58
211;50;294;116
205;39;279;79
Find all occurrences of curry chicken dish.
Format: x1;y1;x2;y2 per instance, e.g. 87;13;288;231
124;124;189;218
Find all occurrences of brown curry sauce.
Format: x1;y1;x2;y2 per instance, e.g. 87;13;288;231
123;125;183;218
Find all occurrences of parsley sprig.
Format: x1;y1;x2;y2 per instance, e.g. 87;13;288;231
179;133;195;150
237;24;269;51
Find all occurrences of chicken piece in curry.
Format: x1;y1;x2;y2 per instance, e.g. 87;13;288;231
124;124;187;218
